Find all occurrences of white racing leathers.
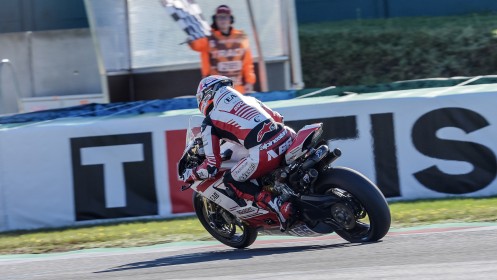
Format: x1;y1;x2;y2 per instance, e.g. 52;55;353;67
192;86;294;198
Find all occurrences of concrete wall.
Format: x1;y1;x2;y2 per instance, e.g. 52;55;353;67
0;29;101;114
0;33;31;114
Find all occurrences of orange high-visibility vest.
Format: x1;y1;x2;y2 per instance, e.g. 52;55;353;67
189;28;256;93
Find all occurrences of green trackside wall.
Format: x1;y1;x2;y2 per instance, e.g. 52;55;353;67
2;0;497;33
296;0;497;23
0;0;88;33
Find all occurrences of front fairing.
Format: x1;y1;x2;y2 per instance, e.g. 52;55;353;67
185;115;204;147
177;115;205;179
178;115;247;177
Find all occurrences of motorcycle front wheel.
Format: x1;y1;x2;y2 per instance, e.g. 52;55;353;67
314;167;391;243
193;192;258;248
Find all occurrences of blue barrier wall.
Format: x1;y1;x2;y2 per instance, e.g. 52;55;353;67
296;0;497;23
0;91;297;125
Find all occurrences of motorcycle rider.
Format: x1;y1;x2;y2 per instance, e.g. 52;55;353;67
181;75;295;231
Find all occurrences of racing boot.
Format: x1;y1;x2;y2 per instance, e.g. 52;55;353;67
224;183;248;207
255;190;293;232
223;172;260;207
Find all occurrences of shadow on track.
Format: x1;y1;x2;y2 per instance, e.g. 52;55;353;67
95;241;371;274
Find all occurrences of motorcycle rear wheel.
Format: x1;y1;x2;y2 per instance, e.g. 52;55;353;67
193;192;258;248
315;167;391;243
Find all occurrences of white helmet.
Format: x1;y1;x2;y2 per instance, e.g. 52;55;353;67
196;75;233;115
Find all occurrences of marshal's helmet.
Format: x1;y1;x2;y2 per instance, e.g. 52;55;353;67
196;75;233;115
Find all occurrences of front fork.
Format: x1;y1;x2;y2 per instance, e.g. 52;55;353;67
202;197;217;228
202;196;241;229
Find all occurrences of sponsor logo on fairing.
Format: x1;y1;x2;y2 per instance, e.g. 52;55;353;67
257;122;277;142
315;147;323;158
267;137;293;161
236;208;256;215
260;130;288;150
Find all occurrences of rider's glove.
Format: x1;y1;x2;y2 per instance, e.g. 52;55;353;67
181;164;218;183
180;168;199;183
195;165;218;180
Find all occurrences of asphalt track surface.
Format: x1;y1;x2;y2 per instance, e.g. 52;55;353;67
1;223;497;280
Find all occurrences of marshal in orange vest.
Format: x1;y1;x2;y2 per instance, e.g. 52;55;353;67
188;5;256;94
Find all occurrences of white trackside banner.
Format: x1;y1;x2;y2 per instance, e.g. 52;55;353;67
280;89;497;201
0;86;496;231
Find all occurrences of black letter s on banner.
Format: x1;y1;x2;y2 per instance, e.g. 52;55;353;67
412;108;497;194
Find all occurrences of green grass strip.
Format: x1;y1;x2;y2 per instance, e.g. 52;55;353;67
0;197;496;255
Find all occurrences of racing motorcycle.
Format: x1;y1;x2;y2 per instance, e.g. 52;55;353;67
178;116;391;248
